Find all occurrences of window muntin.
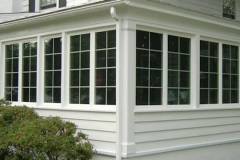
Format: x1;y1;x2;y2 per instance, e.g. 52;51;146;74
223;0;235;19
70;34;90;104
222;44;239;103
95;30;116;105
200;41;219;104
168;35;191;105
5;44;19;101
22;42;37;102
136;30;163;105
40;0;56;9
44;37;62;103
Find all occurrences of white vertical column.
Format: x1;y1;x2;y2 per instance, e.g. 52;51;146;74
61;32;69;107
219;42;223;106
90;31;96;106
18;42;23;104
0;43;4;99
162;33;168;107
191;34;200;108
117;19;136;158
37;36;44;106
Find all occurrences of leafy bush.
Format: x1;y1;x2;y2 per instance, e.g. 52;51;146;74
0;99;95;160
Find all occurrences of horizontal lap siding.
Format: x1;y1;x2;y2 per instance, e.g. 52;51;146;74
135;109;240;152
36;109;116;152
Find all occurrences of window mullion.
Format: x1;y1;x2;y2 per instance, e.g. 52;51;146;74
61;32;68;106
37;36;44;106
219;42;223;106
90;31;95;106
0;43;3;99
162;33;168;107
18;42;23;103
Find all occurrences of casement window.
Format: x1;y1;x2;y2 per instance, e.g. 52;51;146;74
200;41;219;104
136;30;163;105
70;34;90;104
95;30;116;105
44;37;62;103
222;44;239;103
5;44;19;101
22;42;37;102
223;0;235;19
168;35;190;105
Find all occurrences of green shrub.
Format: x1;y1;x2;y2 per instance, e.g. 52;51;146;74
0;99;95;160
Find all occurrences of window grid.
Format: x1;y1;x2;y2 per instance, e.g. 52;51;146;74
223;0;235;19
222;44;239;103
22;42;37;102
44;37;62;103
95;30;116;105
70;34;90;104
40;0;57;9
200;41;219;104
168;35;191;105
136;30;163;105
5;44;19;101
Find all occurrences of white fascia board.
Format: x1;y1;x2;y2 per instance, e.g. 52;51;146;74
0;0;125;29
125;0;240;30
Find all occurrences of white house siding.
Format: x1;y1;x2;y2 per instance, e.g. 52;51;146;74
0;0;13;13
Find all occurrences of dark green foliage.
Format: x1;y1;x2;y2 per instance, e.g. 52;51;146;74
0;99;95;160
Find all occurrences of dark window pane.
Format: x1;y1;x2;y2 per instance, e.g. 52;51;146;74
209;74;218;88
96;69;106;86
12;59;19;72
54;38;61;53
180;72;189;88
12;88;18;101
31;42;37;56
209;89;218;104
168;89;178;105
231;61;238;74
45;72;53;86
136;30;149;49
107;88;116;105
223;74;230;88
222;90;230;103
107;49;116;67
12;44;19;57
71;53;80;69
70;88;79;104
54;71;61;86
150;70;161;87
150;32;162;50
210;58;218;73
210;42;218;57
180;37;190;54
200;57;208;72
81;52;90;68
5;88;11;101
168;35;178;52
200;73;209;88
5;59;12;72
96;50;106;68
80;70;90;86
136;49;149;68
231;75;238;89
23;58;30;71
136;88;148;105
96;32;106;49
31;57;37;71
180;54;190;71
136;69;149;86
168;71;178;87
53;88;61;103
45;39;53;54
223;44;230;58
107;30;116;48
70;70;79;86
45;55;53;70
96;88;106;104
150;51;161;69
70;35;80;52
5;74;11;87
150;88;161;105
54;54;61;70
81;34;90;51
12;73;18;87
80;88;89;104
168;53;178;70
45;88;53;102
30;72;37;87
223;59;230;73
22;88;29;102
30;88;36;102
231;90;238;103
200;89;208;104
23;43;30;56
107;69;116;86
200;41;209;56
179;89;190;104
6;45;12;58
231;46;238;59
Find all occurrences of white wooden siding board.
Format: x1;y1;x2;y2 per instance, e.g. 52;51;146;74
135;117;240;132
90;140;116;152
135;124;240;143
67;119;116;132
36;109;116;122
78;129;116;142
135;110;240;122
135;132;240;152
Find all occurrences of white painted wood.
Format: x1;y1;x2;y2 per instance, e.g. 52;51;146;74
219;42;223;106
162;33;168;107
18;42;23;103
90;31;95;106
37;36;44;106
0;42;4;99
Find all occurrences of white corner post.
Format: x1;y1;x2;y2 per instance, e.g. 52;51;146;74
117;19;136;159
191;34;200;108
37;36;44;106
0;42;4;99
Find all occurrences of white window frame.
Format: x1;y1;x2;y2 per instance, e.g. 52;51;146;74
34;0;60;12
